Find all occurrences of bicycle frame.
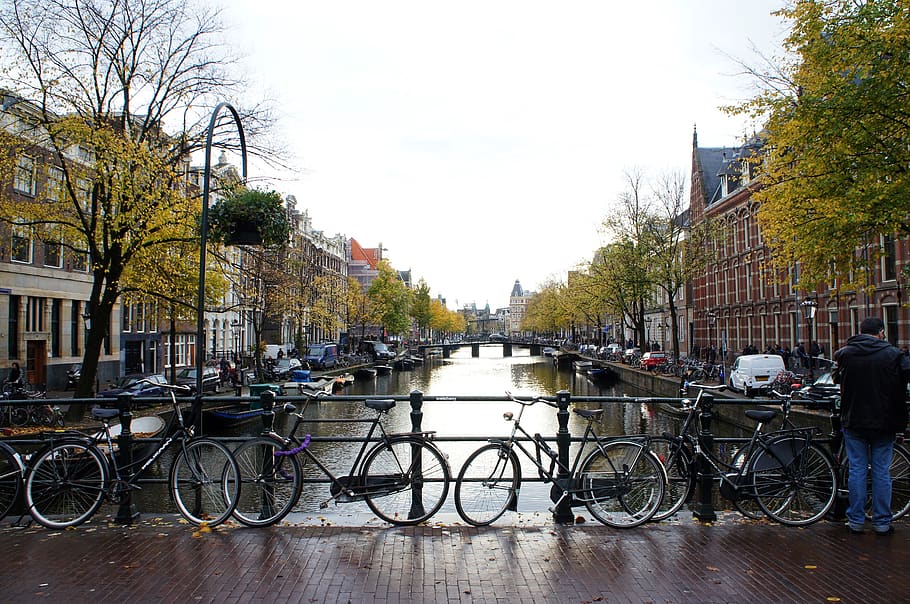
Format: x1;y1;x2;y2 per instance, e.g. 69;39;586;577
489;396;617;506
269;399;422;506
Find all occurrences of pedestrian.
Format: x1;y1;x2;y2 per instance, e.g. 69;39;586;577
4;362;22;390
834;317;910;535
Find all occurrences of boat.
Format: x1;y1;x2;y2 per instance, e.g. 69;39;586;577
542;347;556;357
354;367;377;380
203;403;264;430
586;366;618;385
282;377;335;395
374;364;392;376
96;415;167;457
573;360;593;373
394;357;414;371
333;373;355;392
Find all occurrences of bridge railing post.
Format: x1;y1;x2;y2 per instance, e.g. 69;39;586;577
693;392;718;521
408;390;427;519
553;390;575;523
115;392;140;524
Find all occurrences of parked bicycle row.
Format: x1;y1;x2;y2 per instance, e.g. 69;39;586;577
0;382;905;530
1;383;65;429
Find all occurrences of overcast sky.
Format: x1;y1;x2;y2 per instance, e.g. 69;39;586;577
219;1;788;310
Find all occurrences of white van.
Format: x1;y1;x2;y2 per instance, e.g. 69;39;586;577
729;354;786;397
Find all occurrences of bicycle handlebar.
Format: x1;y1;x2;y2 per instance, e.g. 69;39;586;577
137;378;191;394
504;391;558;408
681;381;726;392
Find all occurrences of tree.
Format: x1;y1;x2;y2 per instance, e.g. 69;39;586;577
0;0;275;401
368;260;410;340
410;280;432;342
727;0;910;289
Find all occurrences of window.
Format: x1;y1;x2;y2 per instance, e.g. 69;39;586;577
46;166;64;202
72;249;89;272
77;178;92;210
71;301;80;356
882;235;897;281
27;297;45;332
11;230;31;263
51;299;60;357
8;296;19;358
14;156;36;196
43;240;63;268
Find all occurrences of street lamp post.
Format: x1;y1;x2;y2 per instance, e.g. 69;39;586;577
800;296;818;381
645;317;652;351
707;311;718;381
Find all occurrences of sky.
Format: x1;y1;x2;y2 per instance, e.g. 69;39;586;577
218;1;789;310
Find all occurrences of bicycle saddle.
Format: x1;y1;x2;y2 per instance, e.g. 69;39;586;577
572;408;604;420
365;399;396;412
91;407;121;420
745;409;777;423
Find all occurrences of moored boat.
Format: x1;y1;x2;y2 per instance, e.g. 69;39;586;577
374;364;392;376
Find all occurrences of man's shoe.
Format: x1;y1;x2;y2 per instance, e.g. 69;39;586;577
875;526;895;536
846;522;864;534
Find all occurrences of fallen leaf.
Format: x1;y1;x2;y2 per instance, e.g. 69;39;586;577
706;566;720;572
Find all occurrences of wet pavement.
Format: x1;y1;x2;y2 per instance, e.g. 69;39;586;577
0;509;906;603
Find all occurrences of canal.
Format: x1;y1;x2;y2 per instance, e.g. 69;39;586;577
135;346;750;520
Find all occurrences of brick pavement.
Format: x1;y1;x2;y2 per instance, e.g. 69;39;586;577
0;510;906;603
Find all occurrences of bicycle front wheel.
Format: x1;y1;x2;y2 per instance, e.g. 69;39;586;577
647;436;694;521
169;438;239;527
0;443;22;520
582;441;665;528
25;441;108;529
885;444;910;520
752;441;836;526
454;443;520;526
232;436;302;527
360;437;450;526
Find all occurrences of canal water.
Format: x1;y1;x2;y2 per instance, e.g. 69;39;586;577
135;346;744;519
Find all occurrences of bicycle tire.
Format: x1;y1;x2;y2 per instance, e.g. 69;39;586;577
751;440;836;526
9;405;28;428
730;446;765;520
232;436;302;527
581;441;665;528
648;435;694;521
0;442;22;520
25;440;108;529
169;438;240;527
33;405;55;427
360;437;450;526
884;444;910;520
454;443;520;526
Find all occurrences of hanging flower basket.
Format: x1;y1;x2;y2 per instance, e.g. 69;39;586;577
207;188;291;247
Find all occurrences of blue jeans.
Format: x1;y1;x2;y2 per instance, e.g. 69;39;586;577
843;429;894;530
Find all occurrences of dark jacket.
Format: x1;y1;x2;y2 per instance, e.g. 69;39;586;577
834;334;910;435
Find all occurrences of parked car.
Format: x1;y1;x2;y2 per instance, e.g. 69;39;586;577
792;371;840;409
623;347;642;364
639;351;668;371
489;333;509;343
99;374;168;405
728;354;787;397
304;342;339;370
174;366;221;395
361;340;395;362
273;357;303;380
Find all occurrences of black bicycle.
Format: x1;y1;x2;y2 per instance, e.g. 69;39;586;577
231;393;451;527
24;380;240;529
453;392;666;528
644;382;837;526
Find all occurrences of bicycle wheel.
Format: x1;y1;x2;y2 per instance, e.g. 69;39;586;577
885;444;910;520
232;436;302;527
454;443;520;526
32;405;55;427
751;439;836;526
169;438;239;527
647;436;694;521
25;440;108;529
730;446;765;520
0;443;22;520
360;437;450;526
9;405;28;428
581;441;665;528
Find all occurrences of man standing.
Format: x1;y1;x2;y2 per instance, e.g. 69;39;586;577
834;317;910;535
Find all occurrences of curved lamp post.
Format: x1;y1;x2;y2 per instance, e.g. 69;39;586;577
196;103;248;427
800;296;818;380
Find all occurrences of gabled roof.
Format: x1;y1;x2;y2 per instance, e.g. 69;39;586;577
349;238;380;269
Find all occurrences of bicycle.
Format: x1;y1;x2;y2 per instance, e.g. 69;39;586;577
452;391;666;528
0;440;25;521
767;389;910;522
231;392;451;527
644;382;837;526
24;380;240;529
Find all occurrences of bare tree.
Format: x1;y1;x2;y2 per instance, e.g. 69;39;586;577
0;0;278;403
